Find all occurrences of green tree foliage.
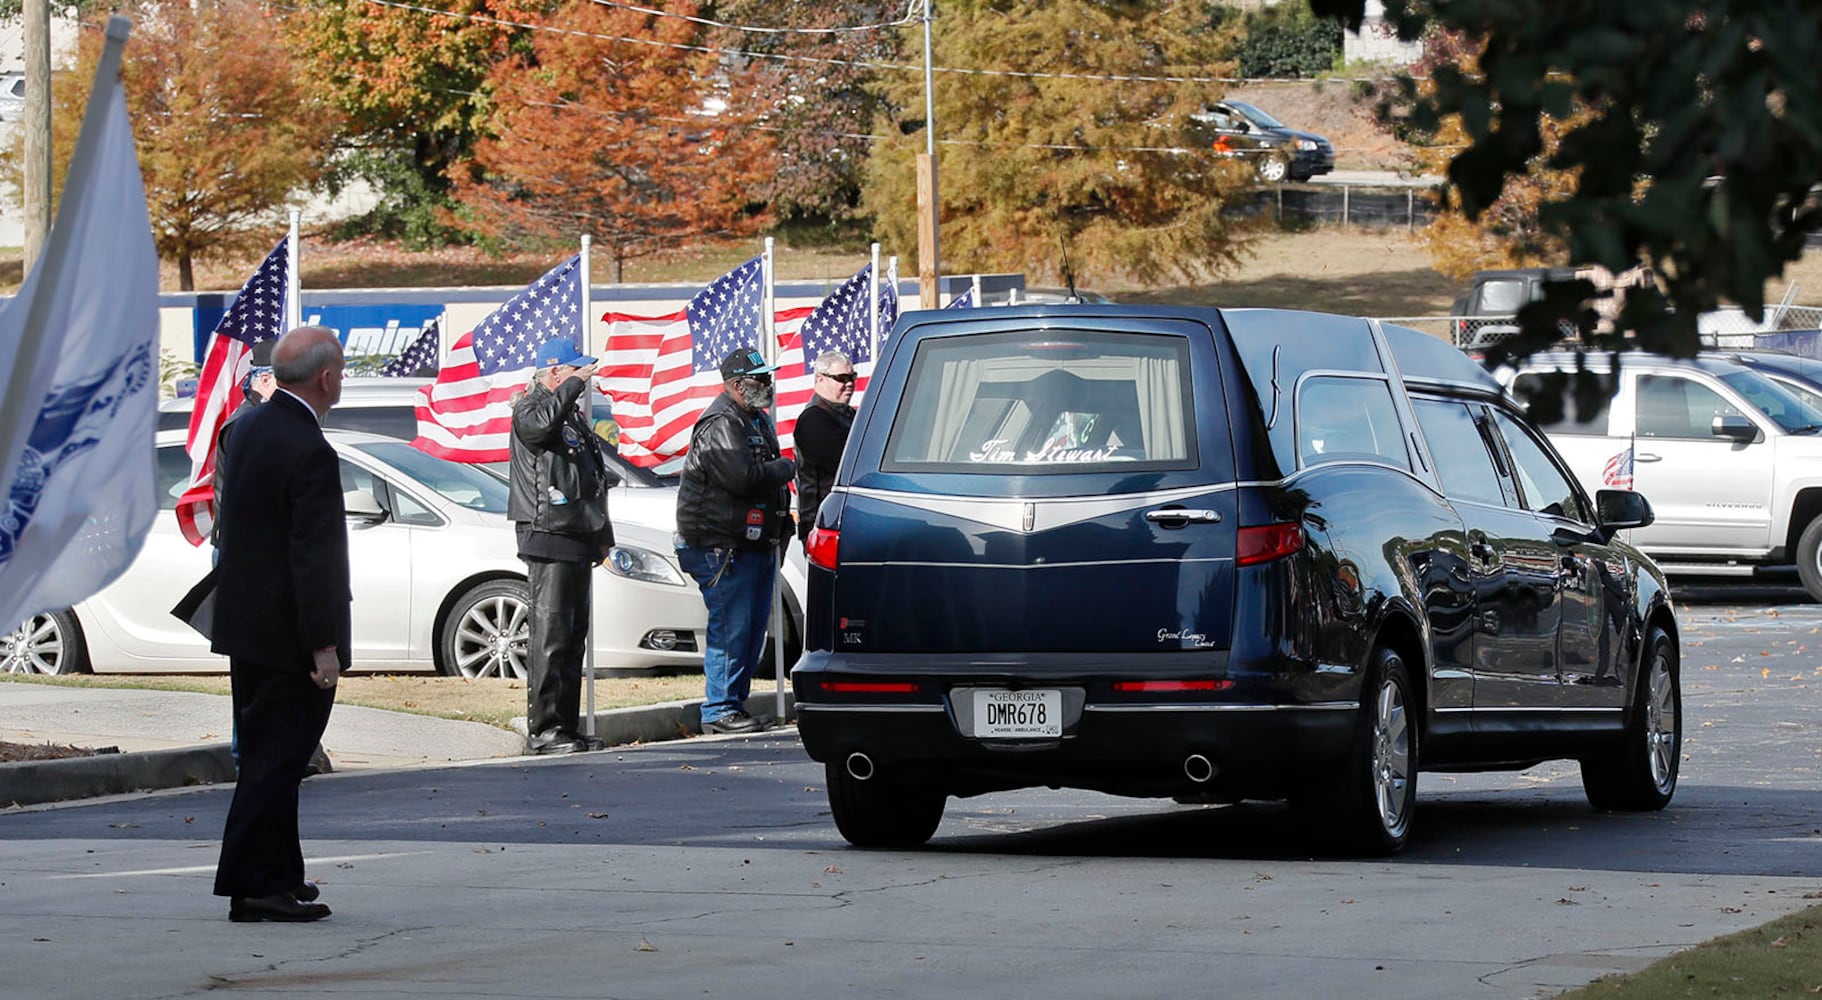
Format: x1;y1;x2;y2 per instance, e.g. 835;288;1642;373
450;0;775;279
711;1;905;228
862;0;1249;288
289;0;543;246
1313;0;1822;373
7;0;339;289
1234;1;1343;79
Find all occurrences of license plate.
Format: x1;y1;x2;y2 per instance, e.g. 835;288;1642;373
971;689;1062;738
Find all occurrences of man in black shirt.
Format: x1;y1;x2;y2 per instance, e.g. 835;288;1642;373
508;338;618;755
793;350;855;543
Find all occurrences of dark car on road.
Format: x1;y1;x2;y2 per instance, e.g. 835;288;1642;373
1717;346;1822;412
1190;100;1336;183
793;306;1682;855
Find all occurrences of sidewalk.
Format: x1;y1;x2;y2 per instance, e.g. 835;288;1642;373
0;682;523;769
0;680;794;807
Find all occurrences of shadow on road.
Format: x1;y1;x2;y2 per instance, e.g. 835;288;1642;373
5;728;1816;880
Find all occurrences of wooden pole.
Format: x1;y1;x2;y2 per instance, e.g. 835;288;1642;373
22;0;52;276
917;153;940;310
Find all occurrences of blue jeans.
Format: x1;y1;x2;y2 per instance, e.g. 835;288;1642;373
678;546;776;724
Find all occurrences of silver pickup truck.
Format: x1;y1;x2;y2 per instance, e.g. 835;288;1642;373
1506;352;1822;600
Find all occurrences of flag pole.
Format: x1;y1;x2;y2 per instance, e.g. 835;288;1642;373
972;273;982;306
286;209;301;332
0;16;132;518
762;237;788;723
579;234;597;741
869;242;881;362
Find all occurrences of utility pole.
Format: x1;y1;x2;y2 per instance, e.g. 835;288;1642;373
22;0;52;277
916;0;940;310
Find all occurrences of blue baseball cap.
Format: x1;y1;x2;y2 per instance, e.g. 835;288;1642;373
535;338;596;368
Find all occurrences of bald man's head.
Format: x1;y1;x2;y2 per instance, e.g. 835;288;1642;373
272;325;345;418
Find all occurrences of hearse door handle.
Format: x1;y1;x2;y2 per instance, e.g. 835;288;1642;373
1145;508;1221;525
1634;452;1663;463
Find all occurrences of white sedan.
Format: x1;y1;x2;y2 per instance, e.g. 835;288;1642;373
1;430;711;678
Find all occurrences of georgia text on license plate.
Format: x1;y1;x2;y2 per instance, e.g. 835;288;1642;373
972;689;1062;738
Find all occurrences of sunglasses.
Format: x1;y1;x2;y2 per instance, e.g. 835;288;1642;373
819;372;857;384
740;373;773;386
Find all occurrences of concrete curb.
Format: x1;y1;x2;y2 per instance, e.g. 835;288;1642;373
0;743;237;808
1;693;798;807
580;693;797;747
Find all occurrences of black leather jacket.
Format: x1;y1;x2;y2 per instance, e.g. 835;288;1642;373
507;376;617;539
676;391;794;550
792;394;853;542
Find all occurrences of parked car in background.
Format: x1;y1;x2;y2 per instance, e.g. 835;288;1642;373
1717;348;1822;411
144;376;807;665
0;72;25;123
1188;100;1335;183
1003;287;1115;306
1449;268;1576;351
795;305;1680;856
1507;351;1822;600
1;431;708;678
157;378;680;538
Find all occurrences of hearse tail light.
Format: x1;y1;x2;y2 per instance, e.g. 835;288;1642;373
1236;523;1305;566
820;681;919;694
1112;680;1235;693
806;526;840;570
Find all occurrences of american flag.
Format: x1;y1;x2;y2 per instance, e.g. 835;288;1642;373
601;256;772;467
1602;443;1634;490
173;239;290;546
774;262;897;448
380;319;441;377
411;256;582;463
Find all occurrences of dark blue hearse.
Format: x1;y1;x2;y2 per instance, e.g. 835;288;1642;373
793;306;1681;855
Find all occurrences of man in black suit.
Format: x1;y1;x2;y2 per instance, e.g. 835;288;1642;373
211;325;349;923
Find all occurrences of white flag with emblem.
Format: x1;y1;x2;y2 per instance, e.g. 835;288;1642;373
0;18;161;630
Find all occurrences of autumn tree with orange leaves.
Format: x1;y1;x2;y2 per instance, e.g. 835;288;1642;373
291;0;544;246
9;0;339;289
450;0;775;280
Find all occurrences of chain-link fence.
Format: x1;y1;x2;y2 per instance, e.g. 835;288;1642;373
1375;309;1822;353
1232;183;1442;230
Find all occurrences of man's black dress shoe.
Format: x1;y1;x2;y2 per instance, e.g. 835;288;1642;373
291;881;320;903
703;711;764;735
229;893;331;922
578;734;605;752
526;730;584;755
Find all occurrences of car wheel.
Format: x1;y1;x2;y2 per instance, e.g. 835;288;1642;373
438;579;530;681
1257;154;1289;184
1796;516;1822;602
1581;624;1680;811
1312;646;1415;855
2;609;90;675
824;761;946;849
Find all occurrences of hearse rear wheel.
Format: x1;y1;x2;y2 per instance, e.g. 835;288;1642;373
825;762;945;848
1581;624;1680;811
1306;645;1415;856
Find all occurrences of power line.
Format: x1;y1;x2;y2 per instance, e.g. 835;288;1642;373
358;0;1262;85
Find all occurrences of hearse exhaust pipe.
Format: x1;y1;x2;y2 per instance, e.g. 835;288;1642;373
845;752;876;782
1183;754;1215;784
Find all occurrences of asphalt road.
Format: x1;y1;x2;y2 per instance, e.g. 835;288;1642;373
2;588;1818;1000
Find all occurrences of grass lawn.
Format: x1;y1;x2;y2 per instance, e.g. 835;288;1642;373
1559;902;1822;998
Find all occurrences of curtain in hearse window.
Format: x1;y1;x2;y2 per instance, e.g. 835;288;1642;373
883;331;1195;473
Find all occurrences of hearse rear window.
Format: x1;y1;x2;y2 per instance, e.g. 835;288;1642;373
882;330;1196;474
